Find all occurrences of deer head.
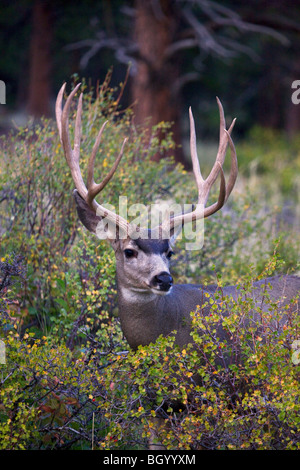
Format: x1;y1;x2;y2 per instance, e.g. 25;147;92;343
55;83;237;300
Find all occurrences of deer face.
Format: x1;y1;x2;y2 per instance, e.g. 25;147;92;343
114;236;174;296
73;193;174;297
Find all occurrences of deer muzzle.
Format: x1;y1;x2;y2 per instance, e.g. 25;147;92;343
151;272;173;292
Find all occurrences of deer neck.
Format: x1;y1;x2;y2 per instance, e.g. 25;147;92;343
116;274;182;349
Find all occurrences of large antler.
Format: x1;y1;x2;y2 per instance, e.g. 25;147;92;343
56;83;237;240
55;83;130;235
168;98;238;230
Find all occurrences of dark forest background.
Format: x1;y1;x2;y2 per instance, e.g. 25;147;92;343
1;0;300;166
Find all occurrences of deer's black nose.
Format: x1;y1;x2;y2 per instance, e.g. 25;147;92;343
152;272;173;292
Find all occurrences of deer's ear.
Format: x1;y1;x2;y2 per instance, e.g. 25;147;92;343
73;190;101;234
73;190;122;249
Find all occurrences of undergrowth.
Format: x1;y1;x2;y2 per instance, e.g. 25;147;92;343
0;75;299;449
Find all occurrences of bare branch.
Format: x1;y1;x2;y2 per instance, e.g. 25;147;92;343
65;0;289;81
171;72;201;97
181;7;236;58
164;38;199;59
185;0;289;45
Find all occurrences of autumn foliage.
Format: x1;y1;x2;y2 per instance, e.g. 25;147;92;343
0;78;299;449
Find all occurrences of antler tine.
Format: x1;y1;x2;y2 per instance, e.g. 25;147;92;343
56;82;88;200
169;98;237;230
56;82;132;237
86;121;128;208
203;163;226;218
74;91;83;165
189;106;203;191
200;124;237;217
223;128;238;203
204;98;234;194
55;82;65;142
87;120;108;195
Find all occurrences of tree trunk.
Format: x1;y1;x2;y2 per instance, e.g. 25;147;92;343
27;0;53;118
132;0;187;167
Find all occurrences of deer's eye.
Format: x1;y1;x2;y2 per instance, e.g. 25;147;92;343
124;249;137;259
166;250;174;259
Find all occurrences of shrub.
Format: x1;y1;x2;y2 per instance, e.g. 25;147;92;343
92;267;300;450
0;75;299;450
1;267;298;450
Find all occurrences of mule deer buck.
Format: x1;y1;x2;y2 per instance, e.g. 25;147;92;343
56;83;299;445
